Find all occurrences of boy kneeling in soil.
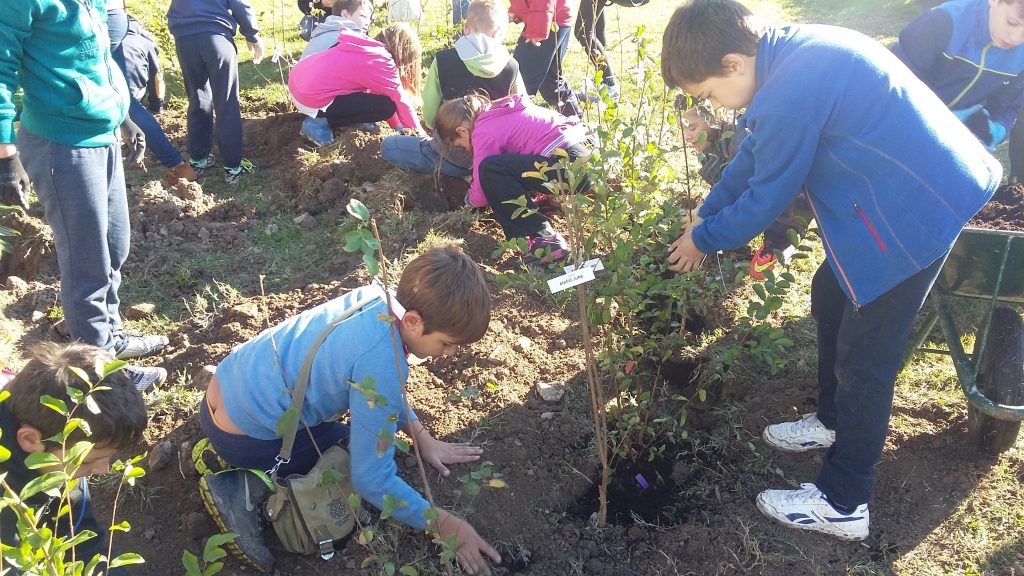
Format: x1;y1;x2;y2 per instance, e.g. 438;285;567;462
200;245;501;575
0;343;148;574
662;0;999;541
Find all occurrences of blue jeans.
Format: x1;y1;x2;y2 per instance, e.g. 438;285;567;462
175;33;244;168
107;9;183;169
199;397;349;477
17;128;129;353
380;135;471;177
513;26;581;118
812;253;947;507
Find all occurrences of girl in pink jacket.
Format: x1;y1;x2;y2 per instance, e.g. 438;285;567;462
436;94;593;265
288;20;424;136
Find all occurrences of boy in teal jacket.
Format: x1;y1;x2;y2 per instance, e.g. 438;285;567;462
662;0;998;541
0;0;168;392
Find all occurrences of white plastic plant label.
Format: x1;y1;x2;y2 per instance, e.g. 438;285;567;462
547;266;595;293
564;258;605;274
271;45;283;64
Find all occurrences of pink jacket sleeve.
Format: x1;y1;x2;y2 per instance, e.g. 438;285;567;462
510;0;556;41
362;53;423;132
468;130;502;208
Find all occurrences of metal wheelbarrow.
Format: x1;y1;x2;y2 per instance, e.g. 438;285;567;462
905;227;1024;455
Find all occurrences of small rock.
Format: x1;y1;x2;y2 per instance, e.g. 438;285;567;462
536;381;567;402
541;411;556;420
552;339;567;350
144;528;156;540
285;273;307;291
217;322;243;340
148;440;175;471
31;310;46;323
229;302;260;322
516;336;532;352
293;212;316;230
487;345;508;365
179;441;197;477
362;181;377;193
126;302;156;320
197;226;211;241
264;223;279;235
182;512;209;534
627;525;646;542
191;365;216;391
4;276;28;291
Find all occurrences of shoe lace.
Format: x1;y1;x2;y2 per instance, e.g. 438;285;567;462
790;414;824;435
784;483;823;504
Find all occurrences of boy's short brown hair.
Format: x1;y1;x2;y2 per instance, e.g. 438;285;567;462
661;0;764;88
465;0;508;38
397;245;490;343
6;343;147;449
333;0;368;16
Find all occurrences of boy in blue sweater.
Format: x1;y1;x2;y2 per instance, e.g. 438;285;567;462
200;246;501;575
167;0;264;184
0;342;148;574
662;0;999;540
0;0;169;392
893;0;1024;177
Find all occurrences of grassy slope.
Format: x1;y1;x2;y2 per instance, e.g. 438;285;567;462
121;1;1021;574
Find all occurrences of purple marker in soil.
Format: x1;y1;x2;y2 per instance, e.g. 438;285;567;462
634;473;649;490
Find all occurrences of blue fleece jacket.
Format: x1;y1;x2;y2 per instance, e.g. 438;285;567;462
694;24;1000;307
0;0;129;146
167;0;261;43
216;285;430;529
893;0;1024;142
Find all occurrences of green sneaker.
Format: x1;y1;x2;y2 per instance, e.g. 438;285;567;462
189;153;216;176
224;158;257;184
199;469;275;573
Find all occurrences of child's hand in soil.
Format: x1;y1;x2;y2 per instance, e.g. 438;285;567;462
432;509;501;576
668;215;706;272
411;420;483;476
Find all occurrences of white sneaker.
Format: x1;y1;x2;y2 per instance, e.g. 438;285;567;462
756;483;869;541
763;412;835;452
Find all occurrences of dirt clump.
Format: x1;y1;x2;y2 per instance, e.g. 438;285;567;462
969;183;1024;231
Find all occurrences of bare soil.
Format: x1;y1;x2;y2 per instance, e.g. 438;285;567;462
2;113;1023;575
969;183;1024;232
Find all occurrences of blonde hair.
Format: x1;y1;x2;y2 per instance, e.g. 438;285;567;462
435;93;491;144
377;23;423;97
465;0;508;38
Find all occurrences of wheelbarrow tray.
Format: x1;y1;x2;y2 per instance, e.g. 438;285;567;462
937;227;1024;304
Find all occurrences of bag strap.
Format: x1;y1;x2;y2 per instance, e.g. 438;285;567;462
273;286;390;475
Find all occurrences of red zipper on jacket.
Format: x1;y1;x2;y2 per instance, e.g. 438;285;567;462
854;202;888;253
803;187;862;309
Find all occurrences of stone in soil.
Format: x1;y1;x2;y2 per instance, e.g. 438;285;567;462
148;440;176;472
126;302;156;319
537;381;567;402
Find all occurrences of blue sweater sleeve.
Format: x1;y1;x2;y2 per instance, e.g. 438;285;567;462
693;111;817;253
347;341;430;530
0;1;31;143
227;0;261;42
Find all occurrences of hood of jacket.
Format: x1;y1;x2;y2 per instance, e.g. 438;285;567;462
453;33;514;79
311;15;361;40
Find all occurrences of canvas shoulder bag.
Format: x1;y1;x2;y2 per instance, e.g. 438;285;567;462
262;287;386;559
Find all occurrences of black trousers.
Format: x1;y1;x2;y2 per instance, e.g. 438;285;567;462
320;93;396;129
574;0;616;86
478;142;591;238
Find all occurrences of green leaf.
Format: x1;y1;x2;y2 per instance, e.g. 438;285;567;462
698;389;707;402
343;229;364;253
394;437;410;454
357;527;375;545
274;407;300;437
203;532;237;563
182;551;201;576
385;561;396;576
0;444;9;463
203;561;225;576
786;228;801;246
66;440;94;470
109;552;145;567
84;394;101;415
347;493;362;511
24;451;61;470
463;480;480;496
39;395;68;416
20;470;68;500
488;479;508;489
752;283;767;301
347;199;370;221
102;360;128;379
400;566;419;576
109;520;131;533
381;493;399;519
66;386;85;405
363;252;380;276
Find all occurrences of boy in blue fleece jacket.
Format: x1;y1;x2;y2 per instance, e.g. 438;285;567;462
662;0;999;541
893;0;1024;158
167;0;264;184
200;246;501;575
0;0;168;392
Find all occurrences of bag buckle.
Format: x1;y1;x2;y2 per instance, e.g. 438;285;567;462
267;456;289;477
318;539;335;560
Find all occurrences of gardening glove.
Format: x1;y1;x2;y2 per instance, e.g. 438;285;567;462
986;119;1008;151
120;117;146;166
0;153;31;210
749;245;777;280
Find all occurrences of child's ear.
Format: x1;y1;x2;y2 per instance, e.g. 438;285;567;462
403;310;425;335
16;425;46;454
721;53;747;76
